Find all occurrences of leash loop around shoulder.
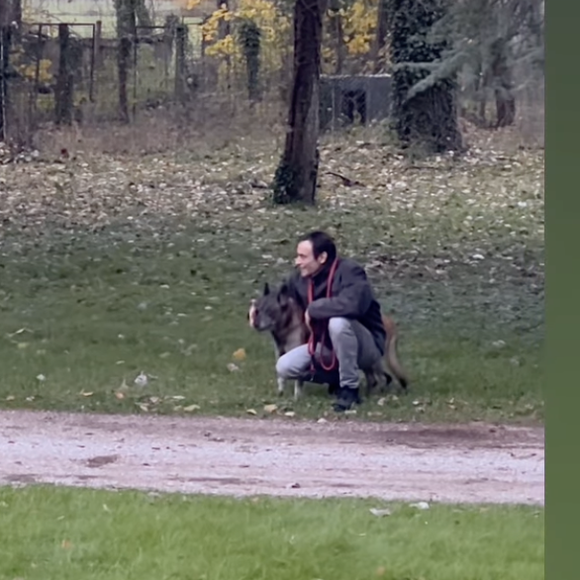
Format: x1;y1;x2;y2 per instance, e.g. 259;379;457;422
307;258;339;373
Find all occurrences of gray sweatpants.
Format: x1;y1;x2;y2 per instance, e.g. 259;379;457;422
275;317;382;390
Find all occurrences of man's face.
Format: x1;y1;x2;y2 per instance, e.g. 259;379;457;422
295;240;326;277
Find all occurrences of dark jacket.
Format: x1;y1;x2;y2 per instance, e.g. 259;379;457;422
286;258;386;356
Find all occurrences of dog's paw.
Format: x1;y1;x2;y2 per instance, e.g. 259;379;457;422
293;380;304;400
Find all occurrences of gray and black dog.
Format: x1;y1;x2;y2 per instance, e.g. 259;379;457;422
248;281;409;400
248;282;310;400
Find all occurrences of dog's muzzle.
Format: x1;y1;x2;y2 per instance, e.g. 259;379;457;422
248;300;257;328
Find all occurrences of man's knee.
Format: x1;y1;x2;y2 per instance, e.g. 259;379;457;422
275;353;292;379
275;346;309;379
328;317;352;337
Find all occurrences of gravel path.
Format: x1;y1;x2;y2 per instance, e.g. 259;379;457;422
0;410;544;505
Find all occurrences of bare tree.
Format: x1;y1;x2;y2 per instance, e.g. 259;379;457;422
429;0;544;128
328;0;346;74
370;0;390;73
272;0;327;205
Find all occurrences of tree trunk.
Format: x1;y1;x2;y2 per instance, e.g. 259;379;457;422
391;0;462;153
371;0;390;73
55;23;74;125
272;0;326;205
328;1;345;75
115;0;136;123
490;39;516;128
0;25;10;142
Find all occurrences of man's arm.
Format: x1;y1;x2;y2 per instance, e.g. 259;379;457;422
307;264;373;320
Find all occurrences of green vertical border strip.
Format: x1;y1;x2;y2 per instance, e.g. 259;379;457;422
546;0;578;578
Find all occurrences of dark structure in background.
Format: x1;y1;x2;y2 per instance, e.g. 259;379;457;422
319;74;392;131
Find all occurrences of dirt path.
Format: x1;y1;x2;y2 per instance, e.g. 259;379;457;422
0;410;544;505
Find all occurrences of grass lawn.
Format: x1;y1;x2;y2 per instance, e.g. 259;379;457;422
0;127;544;424
0;484;544;580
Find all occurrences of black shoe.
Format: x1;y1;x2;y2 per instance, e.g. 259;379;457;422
332;386;362;412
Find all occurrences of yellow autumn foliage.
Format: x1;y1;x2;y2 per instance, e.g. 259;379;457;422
201;0;384;86
17;59;53;84
201;0;291;72
342;0;378;56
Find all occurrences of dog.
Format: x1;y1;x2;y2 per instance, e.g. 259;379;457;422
248;281;409;400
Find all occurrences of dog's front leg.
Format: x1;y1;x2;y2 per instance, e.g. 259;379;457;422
276;375;286;396
293;379;304;400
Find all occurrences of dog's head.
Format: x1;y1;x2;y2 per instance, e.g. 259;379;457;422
248;282;294;332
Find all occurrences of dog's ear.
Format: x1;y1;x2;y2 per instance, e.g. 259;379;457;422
263;282;270;295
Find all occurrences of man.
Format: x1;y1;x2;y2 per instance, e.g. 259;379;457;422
277;230;386;412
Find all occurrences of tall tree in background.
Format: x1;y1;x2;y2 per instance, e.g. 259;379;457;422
272;0;327;204
390;0;462;153
432;0;544;129
328;0;346;74
370;0;390;73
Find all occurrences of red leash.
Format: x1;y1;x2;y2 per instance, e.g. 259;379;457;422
307;259;339;373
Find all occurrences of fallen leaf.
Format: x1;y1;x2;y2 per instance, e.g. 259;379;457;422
80;391;94;397
115;392;125;400
9;327;32;337
284;411;296;417
134;372;148;387
232;348;246;361
61;540;72;549
263;404;278;413
370;508;392;517
183;404;200;412
5;395;15;401
410;501;430;510
246;408;257;415
226;363;239;372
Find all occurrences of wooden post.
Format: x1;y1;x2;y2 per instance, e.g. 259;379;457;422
174;24;187;103
55;23;73;125
94;20;102;68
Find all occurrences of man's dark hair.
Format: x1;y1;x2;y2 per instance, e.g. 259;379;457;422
300;230;337;263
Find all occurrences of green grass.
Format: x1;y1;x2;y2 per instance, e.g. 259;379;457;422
0;485;544;580
0;128;544;424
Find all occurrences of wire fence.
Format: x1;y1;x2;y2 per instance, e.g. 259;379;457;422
0;16;544;153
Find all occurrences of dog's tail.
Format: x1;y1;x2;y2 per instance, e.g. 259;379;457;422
382;314;410;390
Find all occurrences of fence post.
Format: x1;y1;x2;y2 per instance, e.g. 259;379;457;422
55;23;73;125
0;25;11;142
118;36;131;123
174;24;187;103
94;20;102;68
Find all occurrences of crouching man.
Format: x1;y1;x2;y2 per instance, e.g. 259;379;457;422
277;230;387;412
